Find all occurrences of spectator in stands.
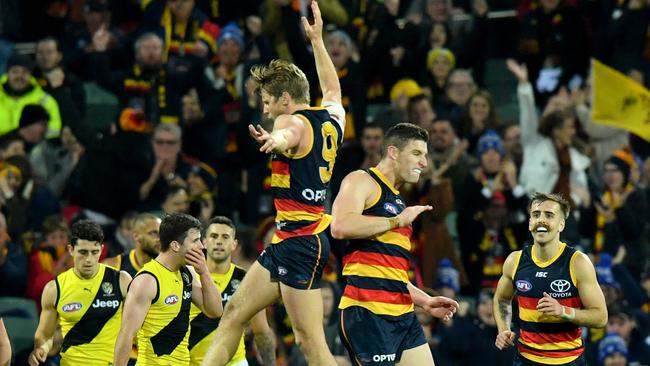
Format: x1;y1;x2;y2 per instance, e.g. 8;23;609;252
29;126;84;197
422;48;455;105
0;212;27;297
34;37;86;117
141;0;219;61
381;79;423;129
0;53;62;138
517;0;591;104
597;333;628;366
408;94;437;136
508;59;591;209
0;104;49;154
457;90;501;153
25;214;71;307
436;69;477;124
581;150;648;277
62;0;128;81
160;185;190;215
604;307;650;365
499;122;523;172
187;162;217;223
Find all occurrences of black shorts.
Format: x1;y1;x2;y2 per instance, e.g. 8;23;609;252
514;352;586;366
339;306;426;365
257;232;329;290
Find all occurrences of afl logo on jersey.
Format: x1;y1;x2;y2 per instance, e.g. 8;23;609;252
164;295;179;305
550;279;571;293
62;302;83;313
516;280;533;292
384;203;398;215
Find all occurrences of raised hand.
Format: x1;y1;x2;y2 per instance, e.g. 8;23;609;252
248;124;277;154
397;205;433;227
506;59;528;83
301;0;323;42
185;244;208;275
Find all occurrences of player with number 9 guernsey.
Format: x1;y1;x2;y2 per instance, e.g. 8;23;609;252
201;2;345;365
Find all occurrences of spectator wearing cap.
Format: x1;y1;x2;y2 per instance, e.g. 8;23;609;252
604;307;650;365
0;53;62;138
423;47;455;103
381;79;423;129
0;104;50;156
457;130;529;294
596;332;628;366
581;149;648;277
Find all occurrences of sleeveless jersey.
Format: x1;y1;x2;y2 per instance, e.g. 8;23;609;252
271;107;343;244
55;264;123;366
513;243;584;365
188;264;247;366
116;249;142;277
135;260;193;365
339;168;414;317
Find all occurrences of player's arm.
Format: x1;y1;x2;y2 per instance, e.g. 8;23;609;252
493;251;519;350
0;318;10;366
101;255;119;268
248;114;306;154
537;252;607;328
249;309;276;366
186;248;223;318
28;281;58;366
118;270;132;298
114;274;155;366
407;282;458;321
301;1;343;122
331;171;432;239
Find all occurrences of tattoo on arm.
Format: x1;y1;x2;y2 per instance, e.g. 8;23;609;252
254;332;276;366
498;299;512;327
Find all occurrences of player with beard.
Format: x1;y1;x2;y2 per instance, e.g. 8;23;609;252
330;123;459;365
188;216;276;366
103;213;161;277
493;192;607;366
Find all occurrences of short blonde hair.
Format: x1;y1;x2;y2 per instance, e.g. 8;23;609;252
250;59;310;104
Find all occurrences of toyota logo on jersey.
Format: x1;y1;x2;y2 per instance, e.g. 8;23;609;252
550;279;571;293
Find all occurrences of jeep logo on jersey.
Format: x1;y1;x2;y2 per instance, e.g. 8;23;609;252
183;290;191;300
550;279;571;293
62;302;83;313
164;295;179;305
516;280;532;292
384;203;398;215
102;282;113;295
92;299;120;309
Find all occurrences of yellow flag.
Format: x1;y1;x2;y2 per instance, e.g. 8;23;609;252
591;59;650;142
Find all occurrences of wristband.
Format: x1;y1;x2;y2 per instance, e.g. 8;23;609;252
387;217;400;230
561;305;575;321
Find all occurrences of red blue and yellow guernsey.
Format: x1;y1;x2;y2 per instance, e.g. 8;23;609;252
271;107;343;244
339;168;414;317
512;242;584;365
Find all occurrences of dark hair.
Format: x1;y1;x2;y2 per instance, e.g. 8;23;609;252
41;214;69;238
382;123;429;156
538;109;573;138
36;36;60;52
208;216;236;236
159;213;202;251
362;122;384;133
70;219;104;247
528;192;570;219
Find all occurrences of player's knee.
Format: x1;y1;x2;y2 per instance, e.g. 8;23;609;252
220;300;246;327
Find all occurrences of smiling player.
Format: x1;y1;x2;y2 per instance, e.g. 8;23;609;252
493;192;607;366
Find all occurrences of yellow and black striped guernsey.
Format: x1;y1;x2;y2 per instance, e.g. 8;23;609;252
188;264;247;366
134;260;193;365
55;263;123;365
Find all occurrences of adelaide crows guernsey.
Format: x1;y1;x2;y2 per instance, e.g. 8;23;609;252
188;264;247;366
55;264;122;366
513;243;584;365
271;107;343;244
135;260;193;365
339;168;414;317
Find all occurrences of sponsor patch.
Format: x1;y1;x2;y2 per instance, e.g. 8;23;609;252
516;280;532;292
164;295;179;305
384;203;398;215
62;302;83;313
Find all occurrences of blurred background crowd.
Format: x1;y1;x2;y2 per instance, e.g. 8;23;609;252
0;0;649;365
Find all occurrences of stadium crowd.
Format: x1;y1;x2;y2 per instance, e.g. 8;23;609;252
0;0;649;365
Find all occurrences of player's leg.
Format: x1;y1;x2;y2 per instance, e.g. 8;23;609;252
396;344;434;366
281;284;337;365
202;261;280;366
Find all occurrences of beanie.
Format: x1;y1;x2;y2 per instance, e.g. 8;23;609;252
19;104;49;129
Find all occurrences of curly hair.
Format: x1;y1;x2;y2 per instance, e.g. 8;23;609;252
71;219;104;247
250;59;310;104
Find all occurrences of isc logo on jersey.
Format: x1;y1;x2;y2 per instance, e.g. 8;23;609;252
92;299;120;309
62;302;83;313
165;295;179;305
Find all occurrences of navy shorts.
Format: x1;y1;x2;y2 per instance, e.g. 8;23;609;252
339;306;426;365
514;352;586;366
257;231;329;290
